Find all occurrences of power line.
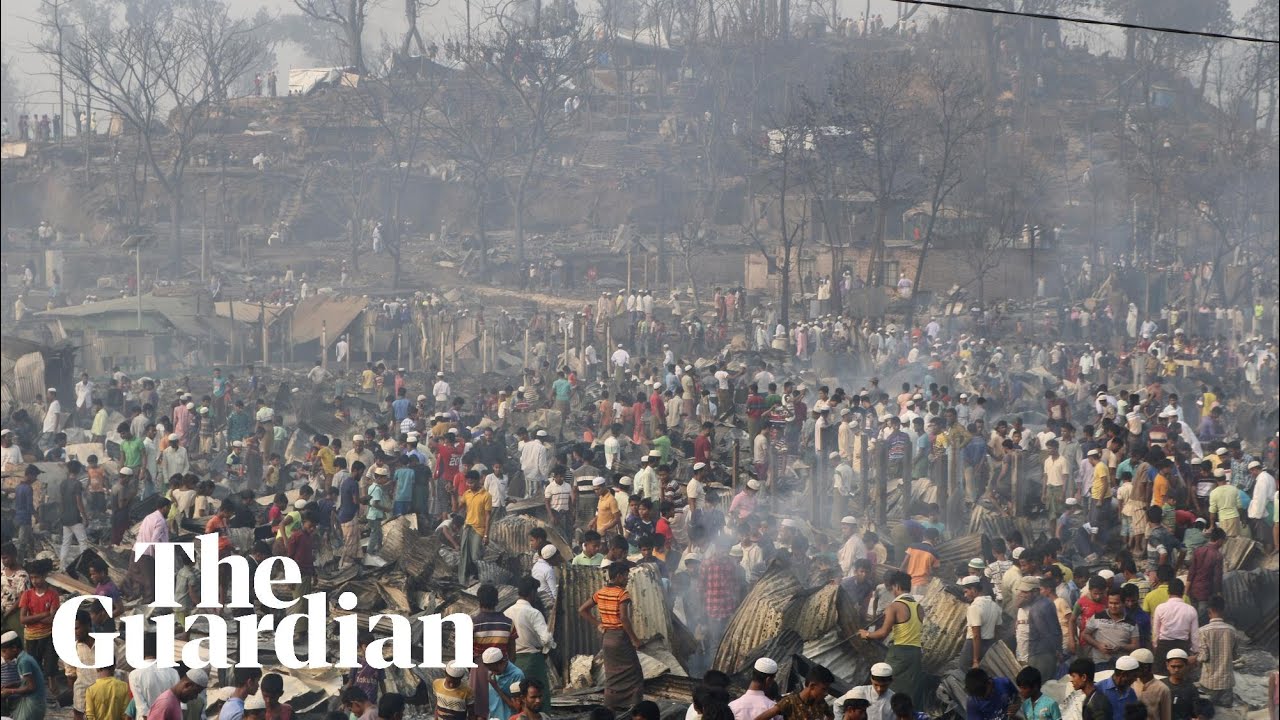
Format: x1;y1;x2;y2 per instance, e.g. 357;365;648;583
888;0;1280;45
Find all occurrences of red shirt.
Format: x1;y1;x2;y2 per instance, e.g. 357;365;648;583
147;689;184;720
18;587;59;638
693;435;712;464
435;444;455;482
205;515;233;553
1076;594;1106;633
655;517;674;548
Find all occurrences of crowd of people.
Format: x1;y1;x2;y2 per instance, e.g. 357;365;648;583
1;268;1277;720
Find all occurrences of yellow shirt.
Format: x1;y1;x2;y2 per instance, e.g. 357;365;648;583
595;492;620;533
361;369;376;390
1091;461;1111;500
462;489;492;533
1142;583;1190;615
318;446;336;475
85;676;130;720
1151;473;1170;507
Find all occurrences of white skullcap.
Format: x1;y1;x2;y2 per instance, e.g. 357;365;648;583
1065;497;1079;506
481;647;505;664
168;433;180;441
1165;648;1189;660
445;661;468;678
1097;569;1115;580
1129;648;1155;665
186;402;195;410
0;631;18;645
968;558;987;569
536;429;548;438
840;516;858;525
417;395;427;401
539;545;558;559
870;662;894;678
592;477;607;487
294;500;308;509
692;462;707;471
1247;460;1262;469
1011;547;1025;559
754;657;779;675
958;575;981;587
510;681;523;694
118;466;133;475
1115;656;1139;672
781;519;801;529
352;434;364;442
747;479;761;490
1215;447;1228;455
185;668;209;687
374;466;390;476
828;451;841;460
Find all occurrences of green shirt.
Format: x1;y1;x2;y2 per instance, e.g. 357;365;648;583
652;435;672;464
120;437;145;469
571;552;604;566
552;378;572;402
367;484;387;521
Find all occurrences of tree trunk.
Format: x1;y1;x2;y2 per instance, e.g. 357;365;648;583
346;0;366;72
475;182;489;280
514;177;528;265
169;190;184;273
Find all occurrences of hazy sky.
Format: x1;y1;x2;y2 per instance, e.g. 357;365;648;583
0;0;1260;110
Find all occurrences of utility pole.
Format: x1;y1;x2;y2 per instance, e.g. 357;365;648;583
54;0;65;148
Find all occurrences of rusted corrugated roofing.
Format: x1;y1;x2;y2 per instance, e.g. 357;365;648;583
967;503;1030;540
289;295;367;345
916;578;968;673
557;562;679;677
712;565;804;673
1221;536;1262;573
936;533;985;569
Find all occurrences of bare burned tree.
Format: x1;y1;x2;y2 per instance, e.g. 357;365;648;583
293;0;376;73
905;55;989;327
471;0;597;265
55;0;264;273
827;52;921;288
185;1;276;105
347;66;444;288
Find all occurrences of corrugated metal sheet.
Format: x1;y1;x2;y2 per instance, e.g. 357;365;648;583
916;578;968;673
1221;536;1261;573
628;564;674;647
1222;568;1278;645
489;513;574;561
10;352;46;414
556;562;677;676
559;563;608;664
802;630;878;689
980;640;1021;681
712;566;804;673
968;503;1031;541
289;295;367;345
936;533;986;570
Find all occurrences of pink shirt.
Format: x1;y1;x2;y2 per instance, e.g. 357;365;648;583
135;510;170;557
147;689;184;720
1152;597;1201;653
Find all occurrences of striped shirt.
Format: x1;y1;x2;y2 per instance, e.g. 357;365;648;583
594;585;630;629
473;610;516;653
433;678;473;720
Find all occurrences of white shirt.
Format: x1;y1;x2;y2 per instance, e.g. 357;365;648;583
485;473;509;508
433;380;451;401
966;595;1002;640
837;534;866;576
611;349;630;368
0;444;22;470
833;686;894;720
730;689;775;720
634;466;660;500
532;557;558;604
504;597;553;654
1248;471;1275;519
714;370;730;390
603;435;619;469
686;477;705;503
43;399;63;433
753;432;769;464
335;339;349;361
520;439;550;481
75;380;95;409
128;665;180;720
159;446;190;479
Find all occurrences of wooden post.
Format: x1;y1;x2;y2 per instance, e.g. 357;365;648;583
365;322;373;364
482;328;489;374
626;248;633;294
439;329;446;372
732;439;740;490
260;303;269;366
450;321;457;372
229;302;237;364
876;442;887;529
321;321;328;370
523;327;530;369
1012;451;1022;516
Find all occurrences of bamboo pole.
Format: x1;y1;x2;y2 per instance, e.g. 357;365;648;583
321;321;328;370
523;327;530;369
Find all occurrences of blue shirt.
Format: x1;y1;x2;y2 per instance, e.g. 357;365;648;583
552;378;572;402
1021;695;1062;720
394;468;415;504
337;473;360;523
14;483;34;525
1127;607;1151;647
15;651;47;703
1095;678;1137;720
392;398;411;422
967;677;1018;720
488;663;525;720
1027;596;1063;657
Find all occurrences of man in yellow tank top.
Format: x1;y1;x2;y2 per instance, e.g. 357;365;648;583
857;571;924;711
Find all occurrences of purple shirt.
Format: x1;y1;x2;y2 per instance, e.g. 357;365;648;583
147;689;184;720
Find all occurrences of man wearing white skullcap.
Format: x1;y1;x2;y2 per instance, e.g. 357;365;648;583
481;647;524;720
730;657;779;720
159;431;190;480
1096;655;1139;717
833;663;895;720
